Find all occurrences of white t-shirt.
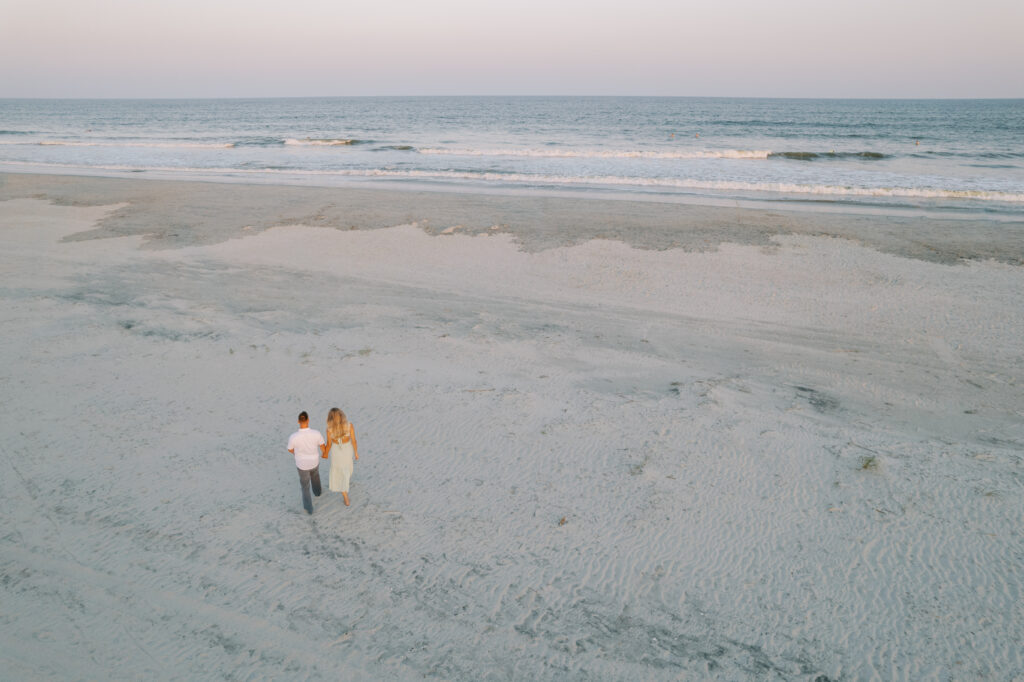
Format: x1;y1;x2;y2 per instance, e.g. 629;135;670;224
288;427;325;470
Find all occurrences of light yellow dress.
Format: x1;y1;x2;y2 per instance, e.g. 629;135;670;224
328;427;355;493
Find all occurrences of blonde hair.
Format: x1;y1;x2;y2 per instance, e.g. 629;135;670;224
326;407;349;444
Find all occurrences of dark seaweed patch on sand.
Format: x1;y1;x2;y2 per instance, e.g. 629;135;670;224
795;386;840;413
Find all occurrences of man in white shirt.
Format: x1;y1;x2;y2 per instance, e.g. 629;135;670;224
287;411;326;514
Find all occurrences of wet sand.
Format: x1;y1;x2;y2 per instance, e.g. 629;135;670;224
3;172;1023;263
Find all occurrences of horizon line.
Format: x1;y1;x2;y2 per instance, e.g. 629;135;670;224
2;94;1023;102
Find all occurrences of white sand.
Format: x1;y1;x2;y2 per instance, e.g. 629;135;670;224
1;194;1022;680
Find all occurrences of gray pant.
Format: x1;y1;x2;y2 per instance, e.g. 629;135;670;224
297;465;322;514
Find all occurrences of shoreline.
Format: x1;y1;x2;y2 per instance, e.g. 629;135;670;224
2;171;1023;264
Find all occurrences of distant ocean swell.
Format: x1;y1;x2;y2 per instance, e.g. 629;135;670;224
1;139;895;162
419;147;892;161
7;160;1022;204
0;137;366;149
419;147;773;160
43;140;235;149
918;151;1024;159
0;139;235;149
2;97;1021;214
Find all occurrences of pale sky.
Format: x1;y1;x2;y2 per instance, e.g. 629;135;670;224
2;0;1022;98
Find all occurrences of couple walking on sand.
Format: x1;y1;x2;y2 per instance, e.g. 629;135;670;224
287;408;359;515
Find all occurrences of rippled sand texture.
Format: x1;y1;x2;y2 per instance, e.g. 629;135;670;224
1;177;1022;680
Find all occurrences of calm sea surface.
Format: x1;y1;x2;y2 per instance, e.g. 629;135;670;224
1;97;1022;216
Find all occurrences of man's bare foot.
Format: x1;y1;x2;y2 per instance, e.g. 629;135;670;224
343;492;350;506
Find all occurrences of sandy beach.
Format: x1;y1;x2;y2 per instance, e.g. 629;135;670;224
1;173;1022;680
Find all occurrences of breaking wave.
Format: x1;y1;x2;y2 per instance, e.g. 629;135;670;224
770;151;886;161
418;147;771;160
417;147;889;161
284;138;364;146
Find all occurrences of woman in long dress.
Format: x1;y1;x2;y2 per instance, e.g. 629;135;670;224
322;407;358;506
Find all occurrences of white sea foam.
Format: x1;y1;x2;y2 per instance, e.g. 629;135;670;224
315;168;1024;203
418;147;772;160
5;160;1022;203
284;138;357;146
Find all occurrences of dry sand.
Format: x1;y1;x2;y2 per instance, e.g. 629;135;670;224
1;174;1022;680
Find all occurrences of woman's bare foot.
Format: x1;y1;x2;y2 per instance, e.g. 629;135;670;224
342;492;350;506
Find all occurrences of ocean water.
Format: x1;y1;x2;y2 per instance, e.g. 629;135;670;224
1;97;1022;216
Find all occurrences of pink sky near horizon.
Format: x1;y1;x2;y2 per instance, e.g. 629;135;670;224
2;0;1022;98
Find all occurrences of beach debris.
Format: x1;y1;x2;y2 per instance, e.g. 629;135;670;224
794;385;840;413
558;516;567;526
849;442;882;471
